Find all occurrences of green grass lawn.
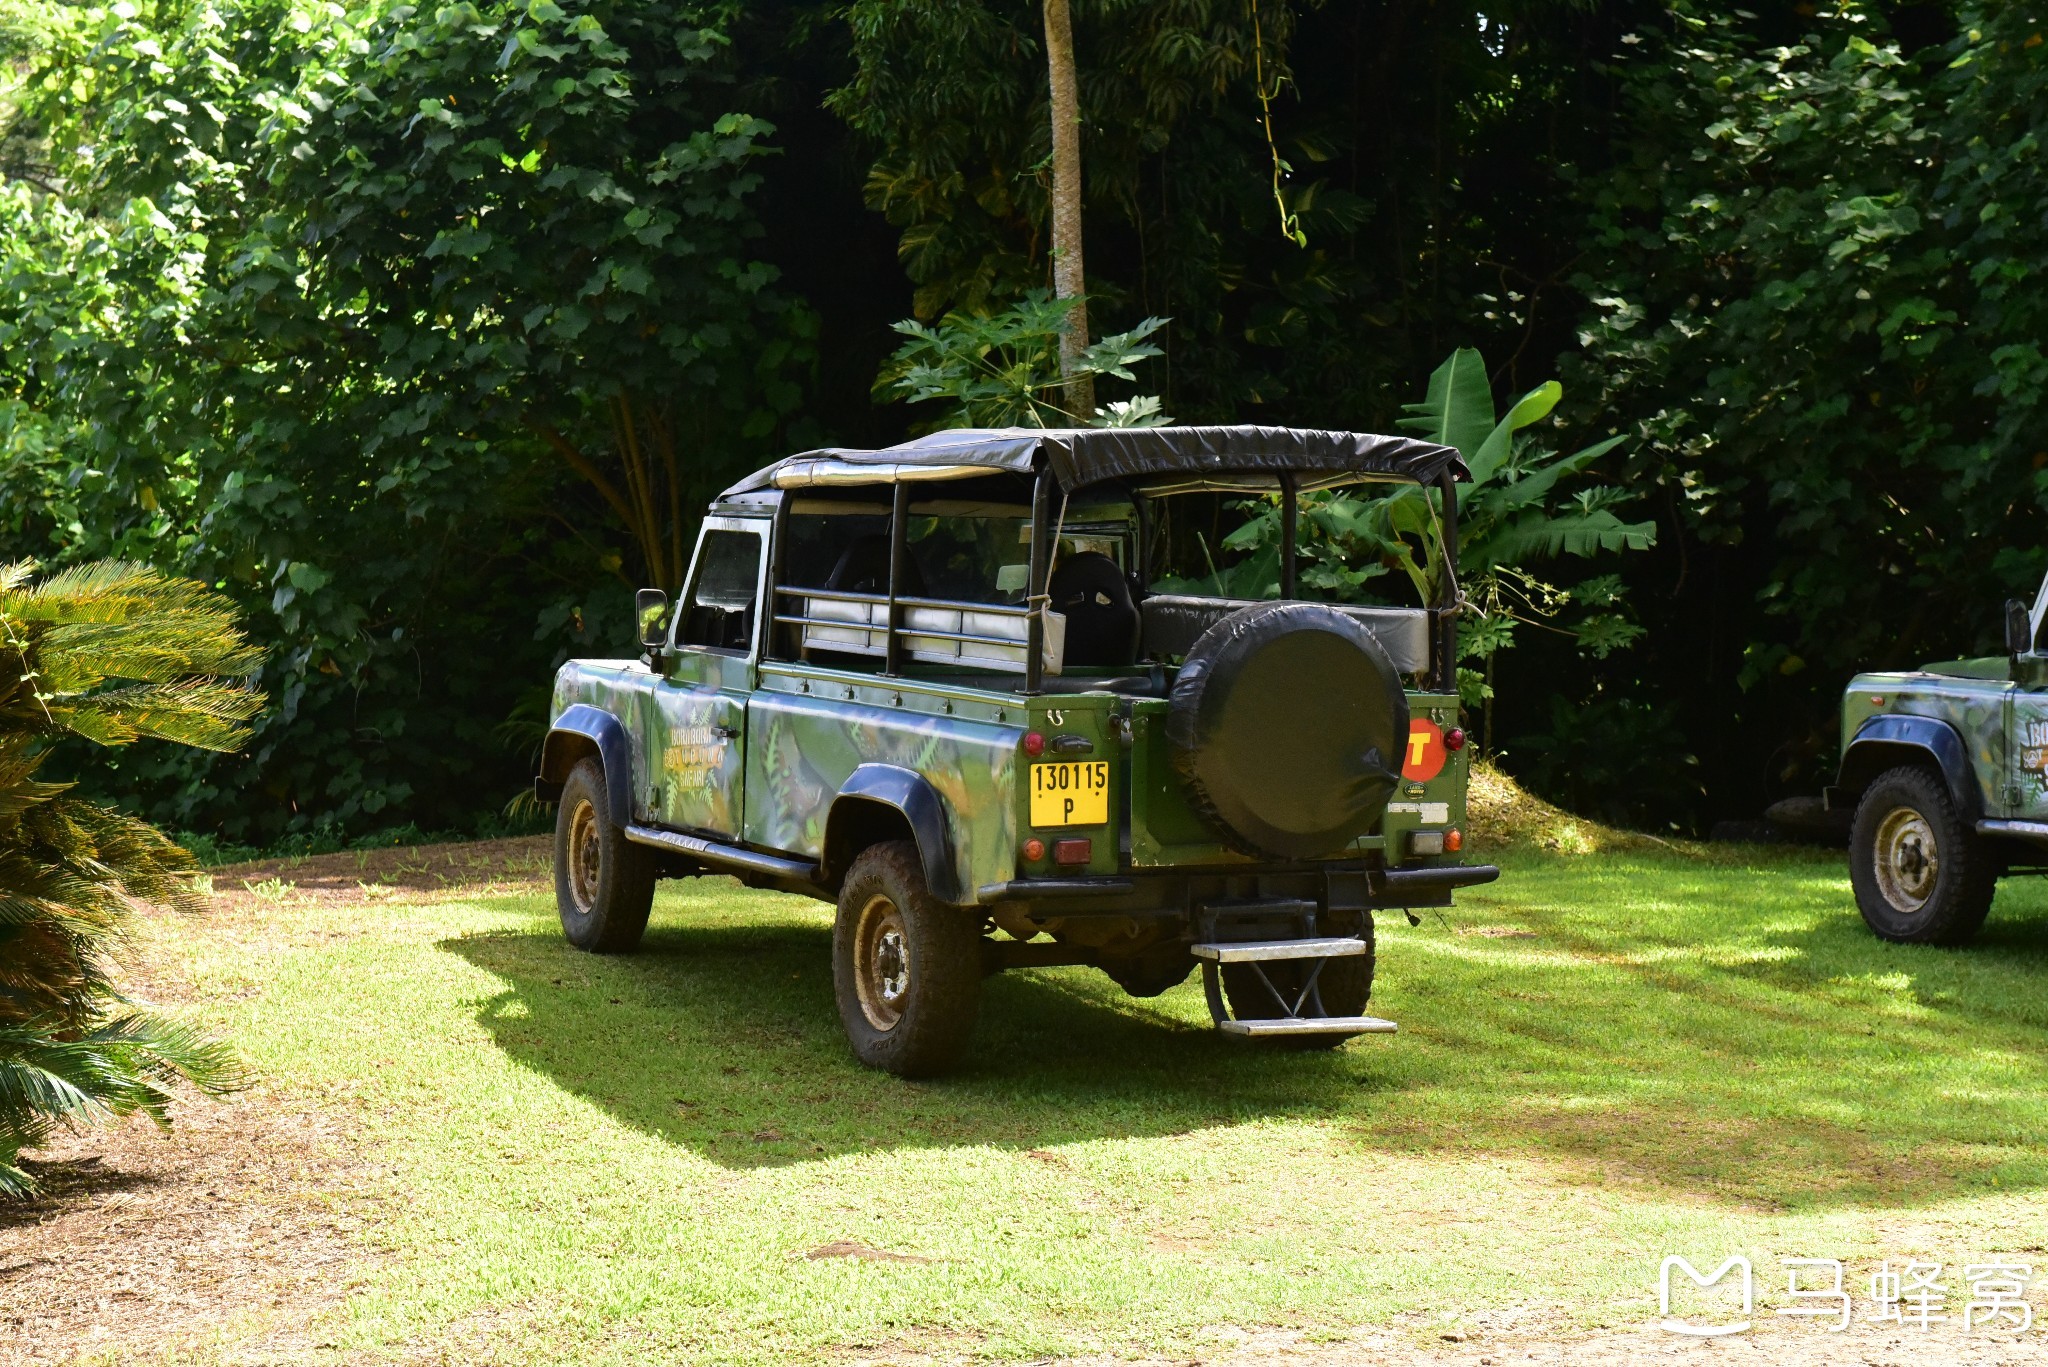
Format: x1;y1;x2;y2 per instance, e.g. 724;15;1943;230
160;844;2048;1362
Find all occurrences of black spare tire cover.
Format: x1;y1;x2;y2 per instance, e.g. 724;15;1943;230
1166;602;1409;860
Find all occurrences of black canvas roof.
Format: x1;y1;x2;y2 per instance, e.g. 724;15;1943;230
720;425;1466;498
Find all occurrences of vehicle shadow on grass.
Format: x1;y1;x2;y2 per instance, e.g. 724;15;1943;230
440;858;2048;1209
443;910;1401;1172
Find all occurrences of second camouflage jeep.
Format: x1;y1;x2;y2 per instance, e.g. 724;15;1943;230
536;426;1498;1075
1834;569;2048;944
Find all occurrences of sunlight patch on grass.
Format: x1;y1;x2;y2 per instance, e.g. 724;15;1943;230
133;843;2048;1364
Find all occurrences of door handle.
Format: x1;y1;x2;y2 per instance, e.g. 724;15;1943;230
711;724;740;740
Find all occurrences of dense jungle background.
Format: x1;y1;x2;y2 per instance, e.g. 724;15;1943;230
2;0;2042;846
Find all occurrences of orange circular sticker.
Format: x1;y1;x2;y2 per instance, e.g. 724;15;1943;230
1402;719;1447;781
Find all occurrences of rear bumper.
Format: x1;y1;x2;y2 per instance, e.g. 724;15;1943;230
1374;863;1501;898
974;862;1500;912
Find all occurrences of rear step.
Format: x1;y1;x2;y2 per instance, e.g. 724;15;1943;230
1191;937;1372;963
1219;1016;1397;1037
1191;936;1395;1039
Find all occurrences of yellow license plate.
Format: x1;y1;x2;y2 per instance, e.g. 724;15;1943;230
1029;760;1110;827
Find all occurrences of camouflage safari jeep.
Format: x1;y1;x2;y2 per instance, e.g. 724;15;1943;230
1833;578;2048;944
535;426;1499;1076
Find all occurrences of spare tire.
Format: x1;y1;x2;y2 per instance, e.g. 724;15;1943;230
1166;602;1409;860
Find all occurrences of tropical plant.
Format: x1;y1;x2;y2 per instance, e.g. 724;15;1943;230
1166;348;1654;740
882;291;1171;428
0;0;807;845
0;560;258;1195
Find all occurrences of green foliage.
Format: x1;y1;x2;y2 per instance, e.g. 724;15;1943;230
828;0;1600;417
0;1016;244;1196
0;561;263;749
1171;348;1651;718
881;291;1170;428
0;560;253;1195
0;0;808;841
1570;2;2048;754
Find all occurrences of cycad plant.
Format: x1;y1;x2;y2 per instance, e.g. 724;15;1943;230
0;560;262;1195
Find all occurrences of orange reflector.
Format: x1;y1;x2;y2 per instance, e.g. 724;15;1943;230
1444;828;1464;853
1022;838;1046;862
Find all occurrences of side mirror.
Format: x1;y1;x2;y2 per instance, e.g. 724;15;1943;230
636;588;669;652
2006;598;2032;657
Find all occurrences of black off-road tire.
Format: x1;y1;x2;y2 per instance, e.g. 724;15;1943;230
1221;919;1376;1052
1849;764;1995;945
554;757;657;953
833;841;982;1078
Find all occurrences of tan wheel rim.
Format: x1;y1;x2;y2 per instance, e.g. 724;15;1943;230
567;798;602;915
1874;805;1938;913
853;893;911;1032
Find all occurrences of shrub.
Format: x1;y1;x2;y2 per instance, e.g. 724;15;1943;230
0;560;259;1194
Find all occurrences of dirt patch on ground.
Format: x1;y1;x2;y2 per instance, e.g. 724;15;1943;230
0;844;482;1366
850;1318;2044;1367
210;835;552;909
0;1094;377;1365
1051;1319;2046;1366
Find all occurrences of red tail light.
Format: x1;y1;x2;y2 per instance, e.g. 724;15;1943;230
1444;727;1466;752
1053;838;1092;866
1023;731;1046;757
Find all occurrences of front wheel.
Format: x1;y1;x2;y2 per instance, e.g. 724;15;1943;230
1849;765;1994;945
554;757;656;953
832;841;982;1078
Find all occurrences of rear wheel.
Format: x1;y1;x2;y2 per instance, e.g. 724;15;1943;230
833;841;982;1077
1221;919;1376;1051
554;757;656;953
1849;765;1994;945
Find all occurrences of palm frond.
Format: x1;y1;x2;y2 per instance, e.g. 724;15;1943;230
0;1011;247;1194
36;621;264;690
0;559;255;1195
51;681;263;751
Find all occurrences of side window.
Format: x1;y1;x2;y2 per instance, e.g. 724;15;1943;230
908;514;1032;604
678;529;764;654
783;511;891;593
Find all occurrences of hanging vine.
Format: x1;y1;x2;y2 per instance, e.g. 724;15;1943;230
1250;0;1306;248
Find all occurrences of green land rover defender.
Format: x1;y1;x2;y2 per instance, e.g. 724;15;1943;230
535;426;1498;1075
1834;573;2048;945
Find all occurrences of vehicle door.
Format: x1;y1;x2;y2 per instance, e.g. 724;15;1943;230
656;518;766;838
2007;593;2048;818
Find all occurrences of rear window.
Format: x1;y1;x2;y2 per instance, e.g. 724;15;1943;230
1147;488;1431;607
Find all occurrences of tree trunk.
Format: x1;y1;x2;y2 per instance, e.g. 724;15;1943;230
530;395;687;594
1042;0;1093;421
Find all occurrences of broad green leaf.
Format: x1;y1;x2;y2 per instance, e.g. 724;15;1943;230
1396;347;1494;461
1467;379;1562;485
